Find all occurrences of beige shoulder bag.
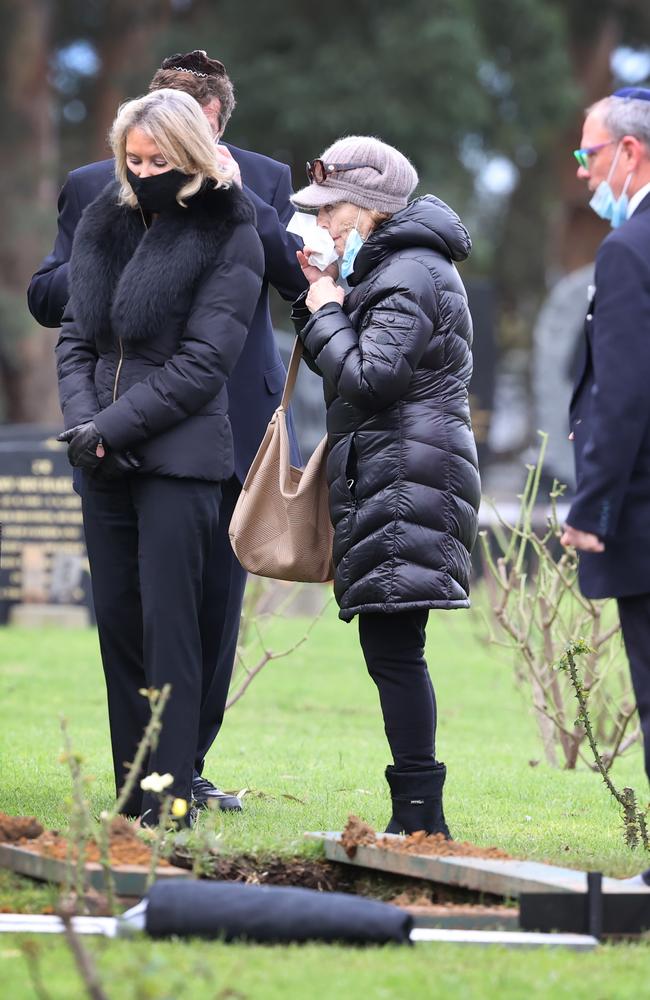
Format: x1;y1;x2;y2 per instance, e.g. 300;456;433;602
228;339;334;582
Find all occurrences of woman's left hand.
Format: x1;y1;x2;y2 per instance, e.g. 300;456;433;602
306;276;345;314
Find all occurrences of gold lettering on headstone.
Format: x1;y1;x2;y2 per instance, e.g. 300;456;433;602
31;459;54;476
0;438;88;614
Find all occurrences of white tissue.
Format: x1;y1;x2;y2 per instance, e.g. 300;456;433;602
286;212;339;270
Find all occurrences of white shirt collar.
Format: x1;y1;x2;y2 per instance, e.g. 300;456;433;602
627;182;650;218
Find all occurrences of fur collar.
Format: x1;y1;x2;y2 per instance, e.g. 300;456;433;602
69;180;256;342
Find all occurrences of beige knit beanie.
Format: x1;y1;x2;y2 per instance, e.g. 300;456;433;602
291;135;419;214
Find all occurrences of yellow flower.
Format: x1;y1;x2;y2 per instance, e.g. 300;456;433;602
171;798;188;818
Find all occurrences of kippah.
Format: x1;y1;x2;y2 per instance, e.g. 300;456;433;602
613;87;650;102
160;50;226;78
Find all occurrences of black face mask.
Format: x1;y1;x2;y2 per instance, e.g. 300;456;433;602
126;167;190;213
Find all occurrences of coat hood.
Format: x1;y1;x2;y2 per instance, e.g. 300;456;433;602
349;195;471;285
69;180;256;342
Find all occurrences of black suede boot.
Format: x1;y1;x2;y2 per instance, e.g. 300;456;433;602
384;763;451;838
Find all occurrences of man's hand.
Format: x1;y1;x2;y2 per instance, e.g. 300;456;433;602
57;421;104;472
296;248;339;285
215;144;242;188
560;523;605;552
306;276;345;314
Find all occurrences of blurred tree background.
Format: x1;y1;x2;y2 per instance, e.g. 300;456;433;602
1;0;649;435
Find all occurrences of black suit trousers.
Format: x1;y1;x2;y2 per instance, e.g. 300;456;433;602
82;473;225;821
617;594;650;786
196;476;247;773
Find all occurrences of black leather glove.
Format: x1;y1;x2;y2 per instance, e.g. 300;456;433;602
95;448;141;480
57;421;104;471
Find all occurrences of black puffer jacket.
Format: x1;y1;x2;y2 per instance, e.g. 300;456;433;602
56;181;264;481
293;196;480;622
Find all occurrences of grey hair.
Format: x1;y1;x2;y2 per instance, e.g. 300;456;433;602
588;96;650;148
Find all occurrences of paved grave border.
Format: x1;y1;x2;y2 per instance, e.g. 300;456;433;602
307;833;650;898
0;843;189;896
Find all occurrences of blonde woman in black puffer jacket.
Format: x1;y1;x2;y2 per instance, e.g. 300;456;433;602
291;136;480;838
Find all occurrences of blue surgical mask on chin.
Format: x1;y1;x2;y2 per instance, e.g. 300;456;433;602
340;209;365;279
589;144;634;228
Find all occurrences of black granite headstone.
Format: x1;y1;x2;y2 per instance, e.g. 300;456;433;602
0;424;92;624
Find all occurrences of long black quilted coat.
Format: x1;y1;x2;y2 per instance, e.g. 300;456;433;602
55;182;263;482
292;196;480;622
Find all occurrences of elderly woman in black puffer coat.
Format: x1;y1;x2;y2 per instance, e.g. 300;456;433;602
291;136;480;837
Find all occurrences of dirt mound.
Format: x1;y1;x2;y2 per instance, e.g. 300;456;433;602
339;816;511;860
0;812;43;843
341;815;377;858
379;830;511;860
18;817;167;868
170;851;346;892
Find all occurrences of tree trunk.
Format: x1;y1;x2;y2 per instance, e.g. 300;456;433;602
90;3;173;162
0;0;60;423
550;14;621;276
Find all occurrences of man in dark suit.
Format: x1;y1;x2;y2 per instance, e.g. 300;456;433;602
562;87;650;792
28;50;306;812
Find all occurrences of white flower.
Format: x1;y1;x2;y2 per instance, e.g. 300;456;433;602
140;772;174;793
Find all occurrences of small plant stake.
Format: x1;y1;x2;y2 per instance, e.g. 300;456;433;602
97;684;172;913
59;718;94;907
480;432;638;770
557;639;649;851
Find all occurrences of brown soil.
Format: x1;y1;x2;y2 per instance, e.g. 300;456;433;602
0;812;43;843
340;815;377;858
400;902;516;921
168;850;504;907
1;813;505;910
378;830;511;860
13;817;167;869
340;816;512;860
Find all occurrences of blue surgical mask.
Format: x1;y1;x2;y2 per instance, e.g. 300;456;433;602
589;143;634;228
340;209;365;279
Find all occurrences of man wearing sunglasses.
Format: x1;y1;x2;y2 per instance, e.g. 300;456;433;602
561;87;650;800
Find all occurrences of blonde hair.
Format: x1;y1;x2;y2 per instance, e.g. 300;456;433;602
110;88;235;208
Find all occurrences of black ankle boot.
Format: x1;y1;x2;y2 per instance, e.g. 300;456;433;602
384;763;451;838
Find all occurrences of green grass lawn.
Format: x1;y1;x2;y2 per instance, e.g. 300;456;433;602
1;597;649;998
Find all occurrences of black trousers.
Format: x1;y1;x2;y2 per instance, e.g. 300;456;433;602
358;610;437;771
195;476;247;772
616;593;650;785
82;473;244;820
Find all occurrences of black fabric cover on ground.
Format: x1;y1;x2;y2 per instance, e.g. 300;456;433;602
145;879;413;944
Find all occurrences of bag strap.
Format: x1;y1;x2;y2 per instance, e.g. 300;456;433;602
280;337;304;410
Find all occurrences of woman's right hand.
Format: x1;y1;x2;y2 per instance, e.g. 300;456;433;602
297;248;339;285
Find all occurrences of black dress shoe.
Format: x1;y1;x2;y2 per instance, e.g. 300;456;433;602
191;771;242;812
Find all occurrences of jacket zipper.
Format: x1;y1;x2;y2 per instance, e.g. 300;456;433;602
113;209;146;403
113;337;124;402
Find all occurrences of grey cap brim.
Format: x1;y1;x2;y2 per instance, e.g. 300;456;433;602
290;181;349;213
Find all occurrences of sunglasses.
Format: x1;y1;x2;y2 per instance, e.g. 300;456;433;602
306;159;379;184
573;140;616;169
